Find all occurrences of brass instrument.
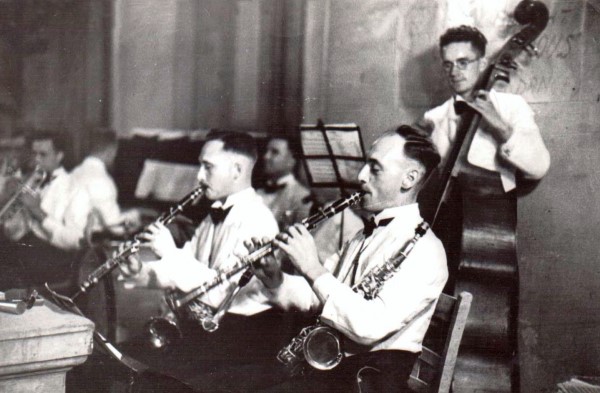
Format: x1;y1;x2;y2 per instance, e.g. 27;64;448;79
146;192;364;349
277;221;430;374
0;165;46;221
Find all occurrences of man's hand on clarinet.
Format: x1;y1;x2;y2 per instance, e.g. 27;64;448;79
137;222;177;258
246;237;283;289
272;224;327;286
114;241;142;278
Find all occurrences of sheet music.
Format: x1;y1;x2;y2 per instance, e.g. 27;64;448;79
135;159;200;201
300;130;329;155
326;130;363;157
336;159;364;182
299;122;366;188
305;159;338;183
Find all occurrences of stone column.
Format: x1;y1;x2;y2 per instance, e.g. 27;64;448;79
0;300;94;393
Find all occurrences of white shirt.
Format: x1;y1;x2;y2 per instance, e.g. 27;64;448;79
257;173;311;229
145;187;279;316
32;167;92;250
70;157;121;229
263;203;448;354
424;90;550;191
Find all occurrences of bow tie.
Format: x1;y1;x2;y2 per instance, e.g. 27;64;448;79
262;182;286;194
39;173;56;189
362;217;393;237
209;206;232;224
453;100;472;116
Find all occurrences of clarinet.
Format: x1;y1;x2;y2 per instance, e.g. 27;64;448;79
277;221;430;373
46;186;204;303
165;191;365;312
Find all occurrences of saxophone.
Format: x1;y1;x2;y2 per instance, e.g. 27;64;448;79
277;221;430;374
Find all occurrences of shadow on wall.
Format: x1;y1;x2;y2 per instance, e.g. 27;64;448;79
399;46;451;112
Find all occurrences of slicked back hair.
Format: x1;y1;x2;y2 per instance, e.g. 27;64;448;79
391;125;441;180
205;130;257;162
440;25;487;57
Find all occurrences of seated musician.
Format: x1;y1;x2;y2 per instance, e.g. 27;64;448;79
1;131;92;290
420;25;550;190
256;135;312;230
70;130;141;240
119;131;285;384
256;135;362;264
238;125;448;392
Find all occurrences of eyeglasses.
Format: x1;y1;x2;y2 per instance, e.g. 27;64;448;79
442;58;479;72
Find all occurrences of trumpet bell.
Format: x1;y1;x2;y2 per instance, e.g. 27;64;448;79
146;316;183;350
302;326;343;370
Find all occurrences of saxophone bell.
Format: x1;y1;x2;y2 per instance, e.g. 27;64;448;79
302;326;343;370
277;323;343;373
146;313;183;350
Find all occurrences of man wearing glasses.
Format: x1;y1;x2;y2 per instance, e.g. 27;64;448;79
421;25;550;191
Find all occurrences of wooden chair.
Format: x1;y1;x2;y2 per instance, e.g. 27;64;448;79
408;291;472;393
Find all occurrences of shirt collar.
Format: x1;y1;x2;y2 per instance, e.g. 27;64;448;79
370;203;421;226
51;167;67;179
211;187;255;210
83;156;105;169
266;173;294;187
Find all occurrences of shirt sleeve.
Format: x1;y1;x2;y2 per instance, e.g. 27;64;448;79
261;250;341;312
497;95;550;180
147;202;280;310
313;238;448;345
42;186;91;250
87;177;122;227
148;241;217;291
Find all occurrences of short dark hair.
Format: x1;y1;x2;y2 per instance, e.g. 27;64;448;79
440;25;487;56
28;130;67;154
205;130;257;161
394;125;441;178
268;135;301;160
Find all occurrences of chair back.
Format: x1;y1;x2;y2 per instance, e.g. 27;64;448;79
408;291;472;393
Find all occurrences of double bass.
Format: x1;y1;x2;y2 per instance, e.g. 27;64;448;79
424;1;549;391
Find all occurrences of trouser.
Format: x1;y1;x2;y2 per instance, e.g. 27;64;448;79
120;308;312;389
183;349;418;393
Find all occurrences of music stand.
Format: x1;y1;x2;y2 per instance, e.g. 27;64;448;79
299;120;366;195
299;120;366;248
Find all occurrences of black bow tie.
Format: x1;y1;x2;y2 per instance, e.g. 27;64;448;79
39;173;56;189
262;182;286;194
209;206;232;224
362;217;393;237
453;100;472;116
